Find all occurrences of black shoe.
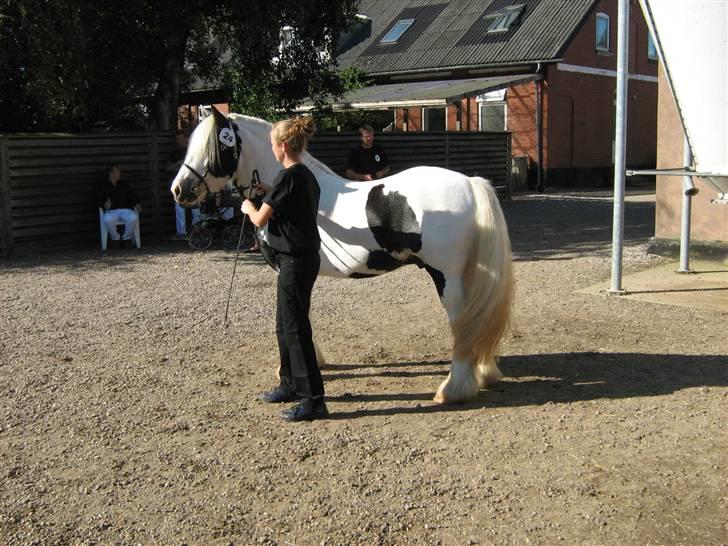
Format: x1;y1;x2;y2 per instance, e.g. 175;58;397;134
280;399;329;422
259;385;300;403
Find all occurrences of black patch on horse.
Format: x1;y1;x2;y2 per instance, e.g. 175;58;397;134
365;185;422;254
424;264;446;297
209;127;241;178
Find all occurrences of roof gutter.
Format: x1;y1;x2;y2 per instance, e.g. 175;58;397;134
364;58;561;80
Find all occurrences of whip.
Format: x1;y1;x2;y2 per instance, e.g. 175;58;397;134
223;169;260;327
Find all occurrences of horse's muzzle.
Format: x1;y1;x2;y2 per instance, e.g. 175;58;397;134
171;177;206;207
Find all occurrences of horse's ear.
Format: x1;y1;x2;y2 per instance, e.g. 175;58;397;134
211;105;227;126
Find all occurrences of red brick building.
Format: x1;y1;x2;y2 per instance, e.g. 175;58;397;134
335;0;658;188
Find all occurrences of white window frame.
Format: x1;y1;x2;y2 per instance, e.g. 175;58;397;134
485;4;525;33
198;105;212;120
422;107;446;131
281;26;294;48
380;18;415;44
596;12;610;52
477;90;507;132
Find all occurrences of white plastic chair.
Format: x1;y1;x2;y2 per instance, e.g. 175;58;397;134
99;207;141;250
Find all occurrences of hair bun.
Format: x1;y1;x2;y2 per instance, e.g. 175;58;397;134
294;116;316;140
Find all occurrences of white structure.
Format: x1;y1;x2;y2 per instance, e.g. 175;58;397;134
639;0;728;198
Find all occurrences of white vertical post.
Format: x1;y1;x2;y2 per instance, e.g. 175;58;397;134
678;137;697;273
610;0;629;294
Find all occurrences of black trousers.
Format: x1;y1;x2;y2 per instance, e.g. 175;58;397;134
275;252;323;399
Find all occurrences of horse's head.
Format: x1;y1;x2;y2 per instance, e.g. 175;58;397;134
171;106;242;207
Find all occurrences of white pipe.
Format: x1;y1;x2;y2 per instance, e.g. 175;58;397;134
610;0;629;294
678;137;698;272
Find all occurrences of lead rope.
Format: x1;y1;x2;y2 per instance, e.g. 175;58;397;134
223;169;260;327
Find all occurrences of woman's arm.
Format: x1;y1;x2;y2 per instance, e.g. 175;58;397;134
241;200;273;227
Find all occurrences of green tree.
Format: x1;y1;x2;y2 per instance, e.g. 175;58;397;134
315;66;394;132
0;0;358;132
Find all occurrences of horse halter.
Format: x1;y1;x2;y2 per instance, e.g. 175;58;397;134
182;162;210;198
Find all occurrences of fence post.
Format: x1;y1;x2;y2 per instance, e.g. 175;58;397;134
505;133;513;199
0;136;14;256
148;134;162;239
445;132;450;169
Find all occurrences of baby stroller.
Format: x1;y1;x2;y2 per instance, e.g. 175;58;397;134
188;195;256;251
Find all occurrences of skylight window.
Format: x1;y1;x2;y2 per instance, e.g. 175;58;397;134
485;4;525;33
380;18;415;44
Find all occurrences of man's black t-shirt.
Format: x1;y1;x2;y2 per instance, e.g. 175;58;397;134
262;163;321;256
97;180;138;210
346;144;389;177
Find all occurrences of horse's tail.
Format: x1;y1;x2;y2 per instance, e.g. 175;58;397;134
451;177;513;388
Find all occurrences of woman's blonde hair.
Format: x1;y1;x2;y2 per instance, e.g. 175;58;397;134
271;116;316;155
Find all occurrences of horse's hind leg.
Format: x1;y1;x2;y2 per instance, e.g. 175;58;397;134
313;335;327;368
478;358;502;387
432;275;480;404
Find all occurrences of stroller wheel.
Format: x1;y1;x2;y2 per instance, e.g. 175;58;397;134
188;225;213;250
223;223;255;251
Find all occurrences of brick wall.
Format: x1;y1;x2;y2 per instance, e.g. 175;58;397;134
386;0;659;188
544;0;658;185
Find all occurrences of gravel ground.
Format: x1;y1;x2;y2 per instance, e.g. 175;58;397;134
1;192;726;545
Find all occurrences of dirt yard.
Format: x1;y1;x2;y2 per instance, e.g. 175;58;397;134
1;193;726;545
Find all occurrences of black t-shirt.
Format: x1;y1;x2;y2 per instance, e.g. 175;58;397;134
346;143;389;176
97;180;138;210
262;163;321;256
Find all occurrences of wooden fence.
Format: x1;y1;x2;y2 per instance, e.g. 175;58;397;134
0;130;510;256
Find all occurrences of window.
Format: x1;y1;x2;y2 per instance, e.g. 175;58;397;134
478;90;507;132
596;13;609;52
198;105;212;120
423;108;446;130
485;4;525;33
380;18;415;44
480;104;506;132
647;32;658;60
281;26;294;48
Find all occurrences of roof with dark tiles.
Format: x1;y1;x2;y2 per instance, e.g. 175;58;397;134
337;0;598;76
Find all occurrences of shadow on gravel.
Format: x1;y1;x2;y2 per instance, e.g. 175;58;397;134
324;352;727;419
3;195;653;268
502;197;654;262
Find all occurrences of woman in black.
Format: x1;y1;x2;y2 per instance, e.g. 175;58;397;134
241;116;326;422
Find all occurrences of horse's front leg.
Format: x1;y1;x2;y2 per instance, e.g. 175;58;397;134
434;276;500;404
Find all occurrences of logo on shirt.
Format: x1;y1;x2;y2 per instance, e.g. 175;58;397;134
374;154;381;162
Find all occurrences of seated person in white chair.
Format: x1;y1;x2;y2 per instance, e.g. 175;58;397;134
97;165;140;249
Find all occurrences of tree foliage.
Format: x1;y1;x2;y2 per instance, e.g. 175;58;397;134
0;0;358;132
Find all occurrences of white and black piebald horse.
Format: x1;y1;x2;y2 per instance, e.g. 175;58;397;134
171;107;514;403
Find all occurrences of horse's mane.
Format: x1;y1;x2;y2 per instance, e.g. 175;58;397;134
301;150;339;178
230;114;341;180
190;115;222;173
193;112;342;183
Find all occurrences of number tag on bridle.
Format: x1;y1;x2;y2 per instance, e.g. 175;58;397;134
219;128;235;147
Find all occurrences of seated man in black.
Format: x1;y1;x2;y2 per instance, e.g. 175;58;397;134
345;124;391;181
97;165;140;249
